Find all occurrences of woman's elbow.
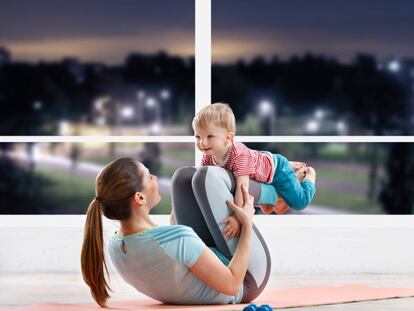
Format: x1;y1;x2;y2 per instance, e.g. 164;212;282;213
220;278;242;296
221;285;240;296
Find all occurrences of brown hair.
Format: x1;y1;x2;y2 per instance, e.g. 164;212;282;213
81;157;144;307
192;103;236;134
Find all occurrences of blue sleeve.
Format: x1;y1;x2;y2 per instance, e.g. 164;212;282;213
158;225;206;268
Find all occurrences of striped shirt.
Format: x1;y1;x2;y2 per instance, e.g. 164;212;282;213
108;225;243;305
201;142;275;184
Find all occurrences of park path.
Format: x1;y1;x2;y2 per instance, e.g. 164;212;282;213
6;151;361;214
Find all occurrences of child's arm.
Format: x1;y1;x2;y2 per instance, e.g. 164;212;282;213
222;175;249;239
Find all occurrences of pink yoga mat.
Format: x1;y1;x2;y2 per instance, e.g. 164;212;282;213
2;285;414;310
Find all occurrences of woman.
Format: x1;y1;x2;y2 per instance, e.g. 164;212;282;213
81;157;271;307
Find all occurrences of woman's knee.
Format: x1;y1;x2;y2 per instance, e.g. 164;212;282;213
171;166;196;188
192;166;235;194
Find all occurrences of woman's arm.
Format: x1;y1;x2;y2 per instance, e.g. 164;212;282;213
234;175;249;207
189;184;254;295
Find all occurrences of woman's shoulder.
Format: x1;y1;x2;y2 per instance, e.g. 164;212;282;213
149;225;200;242
109;225;202;255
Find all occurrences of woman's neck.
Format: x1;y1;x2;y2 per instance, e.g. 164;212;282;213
119;210;158;236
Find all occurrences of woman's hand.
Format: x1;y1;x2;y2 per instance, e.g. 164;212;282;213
225;184;254;229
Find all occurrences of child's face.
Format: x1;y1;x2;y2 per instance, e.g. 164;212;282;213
194;125;233;156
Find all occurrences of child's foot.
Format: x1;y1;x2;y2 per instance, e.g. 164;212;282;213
259;197;290;215
273;197;289;214
296;166;307;181
258;204;274;214
290;161;306;170
304;167;316;184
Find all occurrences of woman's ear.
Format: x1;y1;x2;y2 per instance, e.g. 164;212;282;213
133;192;147;205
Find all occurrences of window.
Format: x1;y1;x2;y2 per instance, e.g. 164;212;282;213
1;0;413;215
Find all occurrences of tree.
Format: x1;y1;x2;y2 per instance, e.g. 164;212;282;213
379;144;414;214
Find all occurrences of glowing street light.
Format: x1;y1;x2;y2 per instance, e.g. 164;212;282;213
121;106;134;120
59;120;69;135
336;120;347;135
305;120;320;133
258;100;273;116
146;97;157;108
315;108;325;120
137;90;146;100
388;60;401;73
160;89;170;100
33;100;43;110
150;121;162;134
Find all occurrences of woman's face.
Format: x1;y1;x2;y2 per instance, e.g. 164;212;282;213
139;164;161;208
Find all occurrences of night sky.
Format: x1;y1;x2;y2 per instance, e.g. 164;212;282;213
0;0;194;64
213;0;414;63
1;1;414;65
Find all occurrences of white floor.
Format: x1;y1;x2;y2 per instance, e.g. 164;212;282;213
1;273;413;310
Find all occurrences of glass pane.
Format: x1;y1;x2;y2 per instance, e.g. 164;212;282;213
244;142;414;214
0;142;194;214
212;1;414;135
0;1;195;135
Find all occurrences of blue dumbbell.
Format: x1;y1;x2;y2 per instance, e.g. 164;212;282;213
242;303;257;311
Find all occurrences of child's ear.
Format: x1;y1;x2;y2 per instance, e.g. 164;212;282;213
227;131;235;142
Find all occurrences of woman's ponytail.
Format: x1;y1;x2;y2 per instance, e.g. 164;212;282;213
81;199;111;307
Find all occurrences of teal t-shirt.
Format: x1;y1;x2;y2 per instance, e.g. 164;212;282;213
108;225;243;305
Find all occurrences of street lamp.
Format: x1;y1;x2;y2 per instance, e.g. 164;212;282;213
146;97;157;109
305;119;320;133
32;100;43;111
336;120;347;135
59;120;69;135
120;105;134;120
315;108;325;120
145;96;161;134
388;60;401;73
258;100;273;116
137;90;146;100
160;89;170;100
258;100;275;135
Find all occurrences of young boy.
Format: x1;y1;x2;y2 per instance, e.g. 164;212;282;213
192;103;316;238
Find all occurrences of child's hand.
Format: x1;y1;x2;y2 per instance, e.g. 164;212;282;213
221;215;242;239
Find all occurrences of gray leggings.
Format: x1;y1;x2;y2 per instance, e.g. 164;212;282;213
171;166;271;302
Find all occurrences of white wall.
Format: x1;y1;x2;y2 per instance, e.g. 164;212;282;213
1;215;413;274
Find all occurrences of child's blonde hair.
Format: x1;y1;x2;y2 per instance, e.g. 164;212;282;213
192;103;236;134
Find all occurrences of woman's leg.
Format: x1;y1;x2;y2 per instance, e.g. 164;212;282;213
191;166;271;302
171;166;215;247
